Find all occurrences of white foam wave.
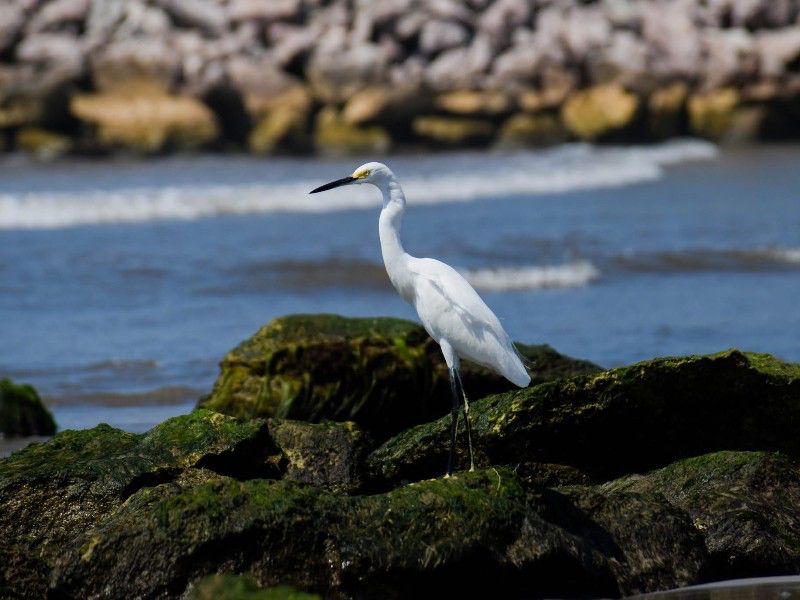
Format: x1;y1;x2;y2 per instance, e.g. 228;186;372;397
764;247;800;264
460;260;601;291
0;140;717;230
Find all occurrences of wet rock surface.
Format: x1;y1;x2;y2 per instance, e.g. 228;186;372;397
198;314;600;440
0;378;56;438
3;0;800;155
1;315;799;599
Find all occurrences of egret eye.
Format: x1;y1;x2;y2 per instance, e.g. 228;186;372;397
354;169;370;179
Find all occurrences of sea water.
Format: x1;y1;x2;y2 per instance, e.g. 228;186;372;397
1;140;798;433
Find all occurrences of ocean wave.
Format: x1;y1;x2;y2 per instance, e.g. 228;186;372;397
614;247;800;273
460;261;601;291
0;140;717;230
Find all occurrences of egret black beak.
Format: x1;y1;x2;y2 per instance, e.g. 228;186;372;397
309;176;356;194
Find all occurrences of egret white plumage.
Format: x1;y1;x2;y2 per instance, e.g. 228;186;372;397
310;162;531;475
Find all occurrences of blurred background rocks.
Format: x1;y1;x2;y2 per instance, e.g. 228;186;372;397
2;0;800;156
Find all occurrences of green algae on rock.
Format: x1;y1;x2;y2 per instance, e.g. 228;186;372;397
188;575;320;600
368;350;800;485
0;378;56;437
49;469;621;598
596;450;800;578
198;314;600;440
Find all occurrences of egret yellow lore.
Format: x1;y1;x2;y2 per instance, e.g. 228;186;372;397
310;162;531;476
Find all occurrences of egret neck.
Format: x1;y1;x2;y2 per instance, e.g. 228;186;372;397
378;177;414;303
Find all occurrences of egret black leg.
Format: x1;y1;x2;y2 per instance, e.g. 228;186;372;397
454;368;475;471
446;369;460;476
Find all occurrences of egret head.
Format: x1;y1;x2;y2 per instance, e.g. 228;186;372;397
309;162;392;193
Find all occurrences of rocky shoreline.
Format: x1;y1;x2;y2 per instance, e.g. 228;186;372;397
1;314;799;598
2;0;800;157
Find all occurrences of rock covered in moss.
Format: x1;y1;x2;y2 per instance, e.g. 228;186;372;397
268;419;371;494
187;575;319;600
198;314;601;440
49;469;622;598
598;450;800;577
561;84;640;140
70;82;218;153
368;350;800;485
0;378;56;437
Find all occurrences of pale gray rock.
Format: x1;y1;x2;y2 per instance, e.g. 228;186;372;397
113;2;171;39
756;26;800;76
267;22;322;67
396;12;427;41
90;35;180;90
16;32;84;66
702;28;758;88
425;33;494;91
559;6;611;61
155;0;227;36
419;20;470;56
307;43;390;102
225;54;299;99
26;0;89;34
478;0;532;48
589;29;649;85
427;0;473;23
0;4;25;54
641;0;704;80
84;0;126;46
226;0;300;24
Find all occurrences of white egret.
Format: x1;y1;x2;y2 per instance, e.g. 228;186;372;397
310;162;531;475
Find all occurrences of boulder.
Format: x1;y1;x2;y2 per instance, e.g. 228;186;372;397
155;0;228;36
497;112;567;148
70;83;218;152
368;350;800;486
0;378;56;438
647;82;689;139
26;0;90;34
687;88;739;140
15;126;72;159
756;26;800;78
561;84;639;141
46;468;622;598
598;450;800;578
418;19;470;56
313;105;391;155
434;90;511;115
0;4;25;54
188;575;319;600
307;44;391;104
412;115;495;145
198;314;601;440
90;36;180;92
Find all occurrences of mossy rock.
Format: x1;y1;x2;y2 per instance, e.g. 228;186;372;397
647;82;689;139
49;468;625;598
561;84;640;140
248;107;308;154
687;88;740;140
0;410;371;598
314;105;390;155
70;83;218;153
596;450;800;577
188;575;319;600
497;113;568;148
198;314;601;440
368;350;800;485
15;127;72;159
0;378;56;437
412;116;495;146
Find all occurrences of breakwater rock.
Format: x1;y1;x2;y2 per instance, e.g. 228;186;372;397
0;378;56;438
2;314;800;598
2;0;800;156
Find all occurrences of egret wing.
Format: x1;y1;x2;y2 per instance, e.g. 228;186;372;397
408;257;505;335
